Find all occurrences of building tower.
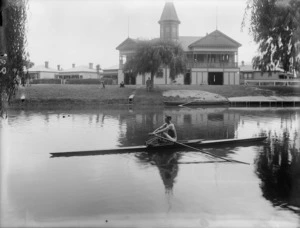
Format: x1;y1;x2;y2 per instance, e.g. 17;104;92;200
158;2;180;41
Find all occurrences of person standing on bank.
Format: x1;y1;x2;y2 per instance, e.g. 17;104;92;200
149;115;177;142
146;77;151;91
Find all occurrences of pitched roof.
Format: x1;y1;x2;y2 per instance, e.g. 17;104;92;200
116;36;201;52
159;2;180;24
178;36;202;51
62;65;99;73
239;65;254;72
116;37;139;51
28;65;58;73
103;65;119;70
116;33;239;53
189;30;241;48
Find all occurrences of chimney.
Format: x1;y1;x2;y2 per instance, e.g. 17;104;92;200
72;63;75;68
241;61;245;66
57;65;60;71
89;63;93;69
96;64;101;75
45;61;49;68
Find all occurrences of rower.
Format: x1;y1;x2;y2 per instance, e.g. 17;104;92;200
149;115;177;142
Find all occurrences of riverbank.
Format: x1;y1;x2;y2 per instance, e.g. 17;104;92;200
9;84;300;109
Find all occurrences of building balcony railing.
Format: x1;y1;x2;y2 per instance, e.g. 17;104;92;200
186;61;238;69
118;61;238;71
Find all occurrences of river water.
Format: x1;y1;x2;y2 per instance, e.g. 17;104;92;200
1;107;300;227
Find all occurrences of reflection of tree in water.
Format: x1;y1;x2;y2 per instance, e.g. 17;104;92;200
255;128;300;214
135;151;179;194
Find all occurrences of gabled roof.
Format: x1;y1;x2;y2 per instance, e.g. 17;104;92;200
116;33;239;53
28;65;58;73
116;37;139;51
159;2;180;24
178;36;202;51
189;30;241;49
62;65;99;73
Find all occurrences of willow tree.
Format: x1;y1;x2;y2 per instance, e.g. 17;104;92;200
123;39;186;88
0;0;29;116
242;0;300;73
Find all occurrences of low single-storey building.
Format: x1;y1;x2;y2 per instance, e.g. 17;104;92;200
239;62;294;85
56;63;101;79
102;65;118;84
28;61;59;79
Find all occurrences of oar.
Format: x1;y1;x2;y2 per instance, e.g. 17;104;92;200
178;100;195;107
151;133;250;165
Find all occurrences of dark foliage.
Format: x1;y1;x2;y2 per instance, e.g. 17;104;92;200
123;39;186;86
0;0;29;116
243;0;300;73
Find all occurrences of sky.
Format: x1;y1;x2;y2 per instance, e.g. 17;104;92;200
27;0;258;70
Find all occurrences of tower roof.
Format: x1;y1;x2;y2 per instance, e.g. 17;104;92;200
159;2;180;24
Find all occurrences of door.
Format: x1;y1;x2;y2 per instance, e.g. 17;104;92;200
184;71;191;85
208;72;223;85
124;73;136;85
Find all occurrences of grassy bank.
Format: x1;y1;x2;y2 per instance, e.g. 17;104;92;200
10;84;300;109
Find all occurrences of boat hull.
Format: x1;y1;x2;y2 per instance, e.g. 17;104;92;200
50;136;267;157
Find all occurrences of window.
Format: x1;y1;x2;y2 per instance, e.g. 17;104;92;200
242;73;253;79
268;71;272;77
279;74;286;79
156;68;163;78
172;26;176;37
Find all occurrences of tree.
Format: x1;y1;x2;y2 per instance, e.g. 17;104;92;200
242;0;300;73
0;0;29;116
123;39;186;88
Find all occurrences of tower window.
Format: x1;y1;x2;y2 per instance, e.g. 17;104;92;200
172;26;176;37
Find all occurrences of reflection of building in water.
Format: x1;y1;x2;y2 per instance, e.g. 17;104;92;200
121;108;240;145
113;107;244;146
165;108;240;139
119;110;164;146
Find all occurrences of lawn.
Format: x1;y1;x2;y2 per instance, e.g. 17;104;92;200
11;84;300;108
15;84;136;100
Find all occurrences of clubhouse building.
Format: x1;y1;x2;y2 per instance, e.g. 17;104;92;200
116;2;241;85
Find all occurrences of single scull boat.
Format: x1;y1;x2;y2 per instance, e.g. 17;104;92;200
50;136;267;158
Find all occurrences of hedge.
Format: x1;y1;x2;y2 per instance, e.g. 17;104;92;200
65;79;101;84
31;79;62;84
